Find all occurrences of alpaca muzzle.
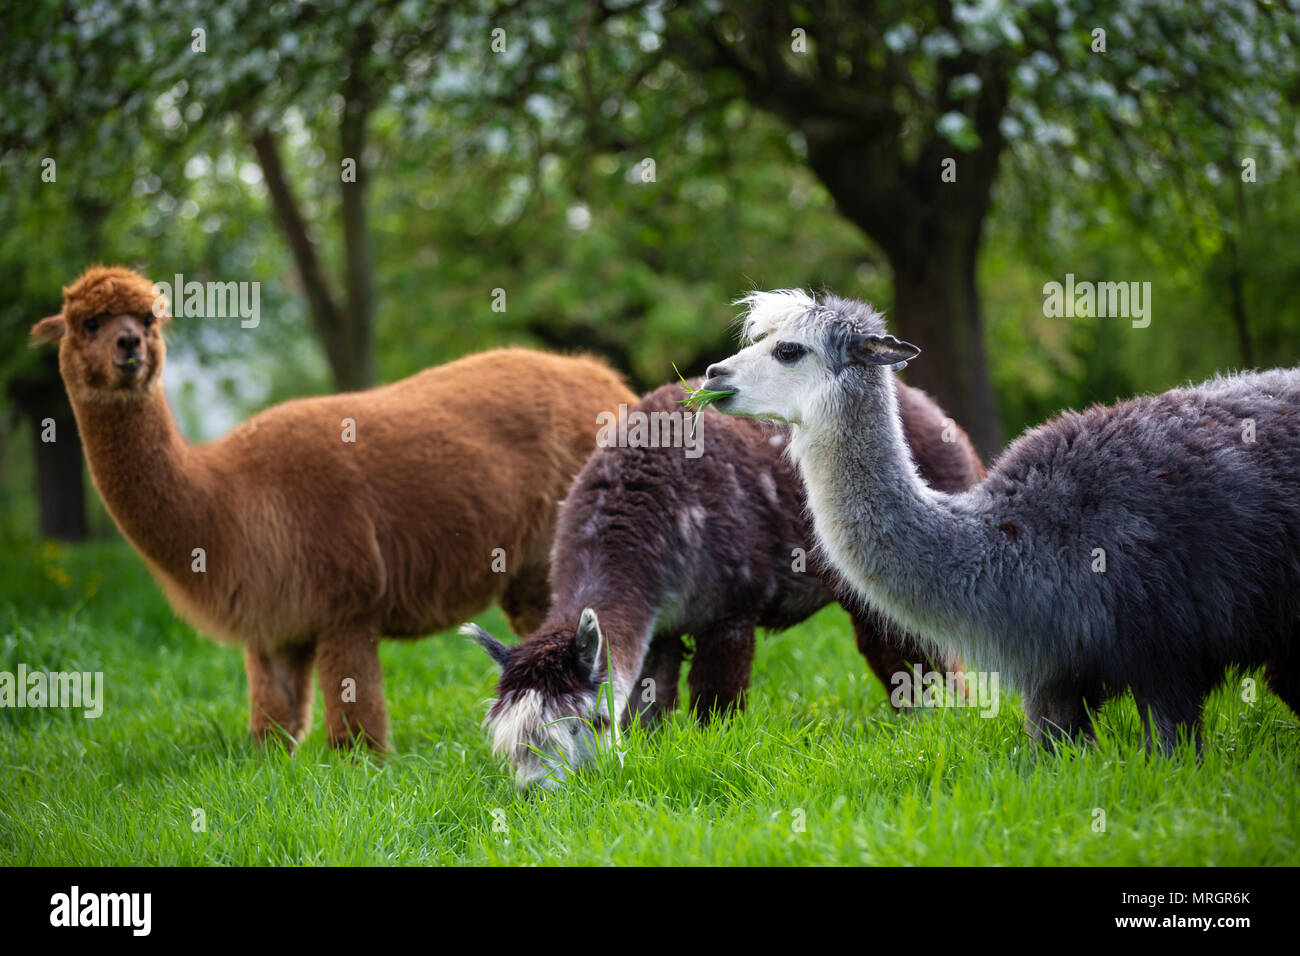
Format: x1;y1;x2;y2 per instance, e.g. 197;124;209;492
112;348;148;385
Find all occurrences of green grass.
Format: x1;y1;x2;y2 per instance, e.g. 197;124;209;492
674;363;734;433
1;537;1297;866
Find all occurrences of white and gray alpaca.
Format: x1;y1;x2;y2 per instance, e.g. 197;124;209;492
702;289;1300;752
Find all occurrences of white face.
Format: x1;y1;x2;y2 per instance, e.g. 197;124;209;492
473;608;619;791
703;334;834;427
487;689;601;790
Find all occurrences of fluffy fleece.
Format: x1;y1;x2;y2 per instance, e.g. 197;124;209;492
468;377;982;787
32;265;636;752
703;289;1300;753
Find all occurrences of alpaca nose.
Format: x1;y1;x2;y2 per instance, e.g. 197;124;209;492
705;362;729;381
117;331;141;352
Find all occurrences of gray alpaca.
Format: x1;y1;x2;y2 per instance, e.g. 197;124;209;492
702;289;1300;753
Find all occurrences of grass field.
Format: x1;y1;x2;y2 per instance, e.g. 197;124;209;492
1;536;1297;866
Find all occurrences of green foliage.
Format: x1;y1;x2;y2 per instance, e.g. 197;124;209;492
2;0;1297;435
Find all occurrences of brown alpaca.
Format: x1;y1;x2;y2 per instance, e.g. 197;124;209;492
31;266;636;752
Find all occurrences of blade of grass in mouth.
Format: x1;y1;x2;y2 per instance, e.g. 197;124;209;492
673;362;734;433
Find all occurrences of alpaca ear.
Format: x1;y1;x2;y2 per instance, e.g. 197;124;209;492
574;608;606;680
30;314;66;345
849;334;920;369
460;623;513;667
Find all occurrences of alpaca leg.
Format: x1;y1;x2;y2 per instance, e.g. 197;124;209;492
1264;655;1300;719
849;611;949;710
500;559;551;637
630;634;684;727
688;623;756;722
245;643;316;747
1024;693;1095;750
1134;693;1203;757
316;626;389;752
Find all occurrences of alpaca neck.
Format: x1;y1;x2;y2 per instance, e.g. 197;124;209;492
555;586;656;705
790;376;1001;659
70;382;218;582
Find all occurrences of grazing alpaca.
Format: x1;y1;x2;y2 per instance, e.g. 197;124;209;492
702;289;1300;754
31;265;636;752
464;378;982;788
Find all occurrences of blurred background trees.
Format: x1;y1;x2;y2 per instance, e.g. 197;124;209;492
1;0;1298;540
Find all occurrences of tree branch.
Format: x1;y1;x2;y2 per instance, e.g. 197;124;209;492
249;127;349;384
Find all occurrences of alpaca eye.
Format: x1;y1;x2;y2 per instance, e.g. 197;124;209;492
84;318;99;333
143;314;155;328
773;342;806;364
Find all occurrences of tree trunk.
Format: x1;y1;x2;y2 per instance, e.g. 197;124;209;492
9;350;87;541
33;404;87;541
1225;161;1254;368
251;129;374;392
803;136;1007;460
888;236;1002;460
667;6;1011;459
339;26;378;391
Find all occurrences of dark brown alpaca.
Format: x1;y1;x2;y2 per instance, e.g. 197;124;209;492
31;266;636;752
467;378;983;788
